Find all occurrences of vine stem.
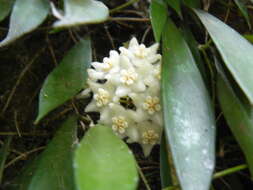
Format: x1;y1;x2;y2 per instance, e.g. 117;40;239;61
4;146;45;169
1;48;45;115
213;164;248;179
164;164;248;189
110;0;140;14
136;163;152;190
198;39;212;51
109;17;150;22
0;132;48;136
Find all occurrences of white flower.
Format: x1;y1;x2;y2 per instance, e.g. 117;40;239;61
84;81;115;112
154;64;161;80
115;72;146;97
94;88;110;107
102;50;120;72
82;37;163;156
99;102;133;126
134;44;149;59
120;68;138;85
143;96;161;114
87;68;104;81
142;129;159;145
136;121;162;156
119;37;161;67
88;50;120;81
128;37;149;59
112;116;128;134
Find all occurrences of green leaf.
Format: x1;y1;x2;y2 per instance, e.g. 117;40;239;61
194;10;253;105
243;34;253;43
165;0;181;17
162;18;215;190
217;74;253;176
181;26;207;83
233;0;251;29
150;0;168;42
35;38;91;124
25;116;77;190
0;0;14;22
0;0;49;47
51;0;109;28
74;125;138;190
160;135;173;188
182;0;200;8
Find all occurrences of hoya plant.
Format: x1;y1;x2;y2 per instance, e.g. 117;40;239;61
0;0;253;189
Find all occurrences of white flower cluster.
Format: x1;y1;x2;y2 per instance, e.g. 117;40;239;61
84;37;163;156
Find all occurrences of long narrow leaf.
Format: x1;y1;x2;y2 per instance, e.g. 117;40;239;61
217;74;253;175
160;135;173;188
194;10;253;105
150;0;168;42
162;18;215;190
182;0;200;8
165;0;181;17
233;0;251;29
181;26;207;83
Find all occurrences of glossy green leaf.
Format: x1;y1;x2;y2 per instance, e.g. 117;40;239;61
0;0;49;47
181;26;207;83
182;0;200;8
0;0;14;22
160;135;172;188
26;116;77;190
51;0;109;28
234;0;251;29
217;74;253;176
74;125;138;190
162;18;215;190
194;10;253;105
165;0;181;17
244;34;253;43
35;38;91;124
150;0;168;42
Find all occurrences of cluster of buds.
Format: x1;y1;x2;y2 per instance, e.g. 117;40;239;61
84;37;163;156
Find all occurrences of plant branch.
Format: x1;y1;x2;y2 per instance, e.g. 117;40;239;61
109;17;150;22
213;164;248;179
136;163;152;190
110;0;140;14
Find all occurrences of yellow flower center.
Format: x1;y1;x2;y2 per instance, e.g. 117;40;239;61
134;44;149;59
112;116;128;134
142;130;159;145
120;69;138;85
94;88;110;107
143;96;161;114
